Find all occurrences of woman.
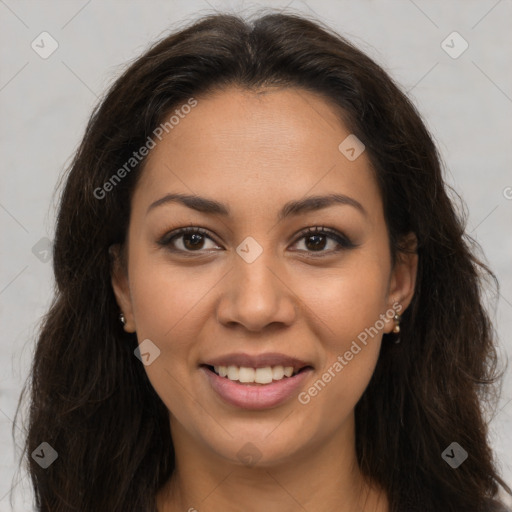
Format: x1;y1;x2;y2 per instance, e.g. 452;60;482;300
15;11;511;512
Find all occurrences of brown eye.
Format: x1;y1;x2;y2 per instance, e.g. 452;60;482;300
292;226;356;256
181;232;206;250
158;227;220;253
302;233;330;251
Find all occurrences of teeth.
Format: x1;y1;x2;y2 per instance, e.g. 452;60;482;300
213;365;298;384
239;367;255;383
272;366;284;380
255;367;273;384
227;366;238;380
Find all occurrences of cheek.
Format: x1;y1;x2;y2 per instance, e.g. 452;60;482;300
299;344;380;439
128;248;214;340
298;258;390;346
125;250;207;400
295;257;389;410
298;279;385;428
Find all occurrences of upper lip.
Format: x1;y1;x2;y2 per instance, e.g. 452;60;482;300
202;352;313;372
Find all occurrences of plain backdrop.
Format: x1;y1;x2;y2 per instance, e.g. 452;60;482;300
1;0;511;510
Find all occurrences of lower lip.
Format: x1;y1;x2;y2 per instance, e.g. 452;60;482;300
201;366;313;410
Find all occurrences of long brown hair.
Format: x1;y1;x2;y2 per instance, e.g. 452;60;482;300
13;11;511;512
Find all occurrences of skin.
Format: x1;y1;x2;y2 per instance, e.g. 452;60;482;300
111;86;418;512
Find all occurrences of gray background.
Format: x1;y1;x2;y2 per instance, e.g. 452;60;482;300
1;0;511;509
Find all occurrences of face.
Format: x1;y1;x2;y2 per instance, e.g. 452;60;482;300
111;86;417;469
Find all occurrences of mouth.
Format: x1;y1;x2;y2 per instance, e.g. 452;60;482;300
201;364;313;385
199;356;315;410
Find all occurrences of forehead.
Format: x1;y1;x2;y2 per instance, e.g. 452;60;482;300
133;86;383;222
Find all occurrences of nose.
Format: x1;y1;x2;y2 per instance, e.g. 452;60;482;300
216;249;298;333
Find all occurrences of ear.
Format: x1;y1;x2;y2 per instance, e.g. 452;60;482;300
109;244;136;333
384;233;418;334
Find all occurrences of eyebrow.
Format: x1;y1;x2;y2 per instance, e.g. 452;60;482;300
146;192;367;220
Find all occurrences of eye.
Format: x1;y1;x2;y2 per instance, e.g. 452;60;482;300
291;226;356;257
157;226;220;253
157;225;356;256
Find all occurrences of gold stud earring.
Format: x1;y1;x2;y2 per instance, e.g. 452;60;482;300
393;312;401;344
393;312;401;333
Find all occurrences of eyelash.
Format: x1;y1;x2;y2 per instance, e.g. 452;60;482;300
157;225;357;258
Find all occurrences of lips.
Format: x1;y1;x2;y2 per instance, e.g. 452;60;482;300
201;365;313;410
199;352;314;409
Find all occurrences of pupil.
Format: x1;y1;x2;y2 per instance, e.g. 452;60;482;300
306;234;326;251
184;233;204;250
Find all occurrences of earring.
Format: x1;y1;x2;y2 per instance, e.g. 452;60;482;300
393;312;401;343
119;313;126;325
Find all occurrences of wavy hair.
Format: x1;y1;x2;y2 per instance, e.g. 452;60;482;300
13;11;511;512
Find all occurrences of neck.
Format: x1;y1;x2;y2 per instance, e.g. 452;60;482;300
156;415;389;512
